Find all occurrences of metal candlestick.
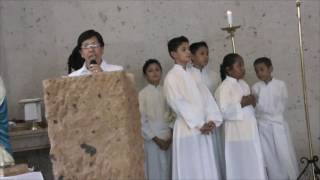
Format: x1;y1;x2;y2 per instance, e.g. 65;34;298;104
295;1;320;179
221;25;241;53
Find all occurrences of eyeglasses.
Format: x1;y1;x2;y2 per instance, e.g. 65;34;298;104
81;43;101;49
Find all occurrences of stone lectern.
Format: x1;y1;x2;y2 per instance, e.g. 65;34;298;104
43;72;144;179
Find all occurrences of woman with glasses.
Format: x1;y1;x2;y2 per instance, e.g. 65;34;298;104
68;29;123;77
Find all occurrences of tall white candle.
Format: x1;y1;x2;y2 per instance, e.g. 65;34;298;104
227;10;233;26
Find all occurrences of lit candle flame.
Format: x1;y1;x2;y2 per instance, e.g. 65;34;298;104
227;10;233;26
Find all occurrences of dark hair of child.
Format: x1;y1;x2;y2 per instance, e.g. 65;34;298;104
220;53;242;81
189;41;208;55
142;59;162;75
67;29;105;74
167;36;189;58
253;57;273;68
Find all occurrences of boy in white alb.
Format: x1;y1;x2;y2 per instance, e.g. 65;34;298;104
164;36;223;179
252;57;298;180
188;41;223;179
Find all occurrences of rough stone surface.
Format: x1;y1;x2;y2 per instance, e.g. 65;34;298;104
42;72;144;179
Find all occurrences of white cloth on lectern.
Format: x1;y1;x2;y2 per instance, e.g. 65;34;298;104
0;172;44;180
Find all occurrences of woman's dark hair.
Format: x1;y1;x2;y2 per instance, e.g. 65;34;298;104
77;29;104;48
189;41;208;55
220;53;242;81
142;59;162;75
67;30;105;74
68;47;84;73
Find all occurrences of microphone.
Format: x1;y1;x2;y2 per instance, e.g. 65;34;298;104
89;59;99;73
90;59;97;65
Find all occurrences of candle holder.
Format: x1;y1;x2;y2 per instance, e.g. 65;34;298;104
221;25;241;53
19;98;42;131
295;0;320;179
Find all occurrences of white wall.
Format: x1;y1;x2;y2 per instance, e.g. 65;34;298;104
0;0;319;165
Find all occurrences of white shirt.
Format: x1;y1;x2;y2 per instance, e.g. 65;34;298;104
0;172;44;180
252;78;288;123
138;84;172;140
68;59;123;77
188;65;220;93
215;76;252;123
164;64;223;131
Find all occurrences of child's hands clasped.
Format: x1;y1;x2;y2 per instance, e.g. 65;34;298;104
200;121;216;135
153;137;171;151
241;95;256;107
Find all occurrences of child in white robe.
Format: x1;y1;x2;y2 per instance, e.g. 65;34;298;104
214;53;266;180
139;59;173;180
164;36;223;179
252;57;299;180
188;41;224;179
